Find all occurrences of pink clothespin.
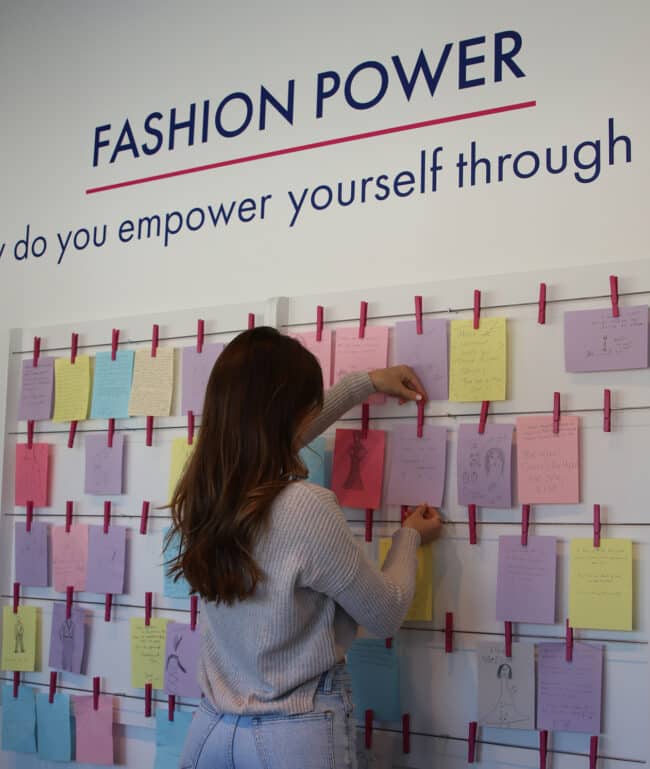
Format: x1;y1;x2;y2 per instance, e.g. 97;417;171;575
93;677;100;711
151;324;159;357
565;619;574;662
140;500;150;535
107;419;115;448
414;295;423;335
27;420;34;450
111;328;119;360
103;501;111;534
402;713;411;754
361;403;369;439
32;336;41;367
537;283;547;325
358;301;368;339
521;505;530;546
468;504;478;545
593;505;601;548
478;401;489;434
65;500;73;533
589;736;599;769
603;389;611;433
248;313;255;330
473;290;481;330
467;721;478;764
552;392;561;434
385;637;392;649
316;306;324;342
539;730;548;769
146;415;154;447
364;709;373;749
445;612;454;653
400;505;409;525
66;586;74;619
13;582;20;614
49;671;57;704
70;332;78;364
145;592;152;626
68;420;78;448
609;275;619;317
13;672;20;698
365;509;373;543
104;593;113;622
190;595;198;631
196;319;205;353
504;622;513;658
187;411;195;446
26;501;34;533
144;683;153;717
416;400;424;438
168;694;176;722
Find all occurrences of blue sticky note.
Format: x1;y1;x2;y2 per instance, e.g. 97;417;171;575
1;683;37;753
347;639;401;722
163;528;192;599
90;350;135;419
300;436;327;487
36;691;73;761
154;708;193;769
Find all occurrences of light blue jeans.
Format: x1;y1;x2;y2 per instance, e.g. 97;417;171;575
180;664;357;769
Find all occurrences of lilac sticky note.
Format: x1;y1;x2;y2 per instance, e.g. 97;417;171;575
496;536;557;624
181;343;224;415
394;319;448;400
385;423;447;506
84;433;125;495
457;424;513;508
86;525;127;594
14;521;49;587
564;305;649;372
537;643;603;733
164;622;202;698
18;356;54;421
49;602;87;674
52;524;88;592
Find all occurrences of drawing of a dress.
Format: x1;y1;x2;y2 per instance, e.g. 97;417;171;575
166;634;188;691
343;432;367;490
59;617;75;671
480;663;529;727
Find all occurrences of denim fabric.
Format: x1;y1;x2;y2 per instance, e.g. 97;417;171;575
180;664;356;769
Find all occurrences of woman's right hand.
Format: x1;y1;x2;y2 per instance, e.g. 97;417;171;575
402;505;443;544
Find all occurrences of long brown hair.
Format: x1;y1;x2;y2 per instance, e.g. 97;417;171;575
165;326;324;604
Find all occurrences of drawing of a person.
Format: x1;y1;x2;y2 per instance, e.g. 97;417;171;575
480;663;529;727
166;634;188;690
485;448;505;478
14;618;25;654
343;432;367;490
59;616;75;671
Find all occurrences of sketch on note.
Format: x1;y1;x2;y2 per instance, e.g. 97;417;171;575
477;641;535;730
343;431;367;490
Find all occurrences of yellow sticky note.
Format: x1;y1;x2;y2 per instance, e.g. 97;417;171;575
449;317;507;402
53;356;91;421
569;538;633;631
128;348;175;417
168;438;195;502
1;606;38;671
379;538;433;621
130;617;169;689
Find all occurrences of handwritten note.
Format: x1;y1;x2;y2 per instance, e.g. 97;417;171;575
181;343;224;415
90;350;135;418
394;319;449;400
73;695;115;765
14;521;49;587
164;622;202;698
331;428;386;510
516;415;580;504
128;347;175;417
18;356;54;420
154;709;194;769
52;524;88;592
131;617;170;688
53;355;91;422
347;638;401;721
478;641;535;730
163;528;192;599
1;605;38;671
290;329;334;387
569;538;633;631
36;691;73;761
564;305;649;372
496;536;557;624
169;437;195;502
86;524;127;594
385;423;447;506
300;436;328;487
379;538;433;621
457;423;513;508
449;317;507;402
334;326;389;404
1;683;36;753
537;643;603;733
48;602;87;674
84;433;125;495
15;443;50;506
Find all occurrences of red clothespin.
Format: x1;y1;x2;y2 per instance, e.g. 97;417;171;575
140;500;150;535
27;420;34;450
468;721;478;764
521;505;530;546
603;389;611;433
400;505;409;525
552;392;561;434
504;621;513;658
65;500;73;533
66;586;74;619
168;694;176;722
468;504;477;545
539;730;548;769
248;313;255;330
593;504;601;548
111;328;119;361
187;411;195;445
103;501;111;534
49;671;57;704
93;676;100;711
13;672;20;698
107;419;115;448
415;295;423;335
190;595;198;631
151;324;159;357
13;582;19;613
385;637;393;649
145;591;152;626
104;593;113;622
364;709;373;749
365;509;373;543
478;401;489;434
417;400;424;438
402;713;411;754
609;275;619;317
473;290;481;330
589;736;599;769
26;501;34;533
70;332;78;364
196;319;205;353
68;420;78;448
316;306;324;342
145;683;153;717
445;612;454;653
537;282;547;325
565;619;574;662
361;403;369;440
32;336;41;367
146;415;154;447
359;301;368;339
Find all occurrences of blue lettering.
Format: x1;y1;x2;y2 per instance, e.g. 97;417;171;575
494;31;525;81
215;92;253;138
110;119;140;164
169;104;196;150
259;82;295;129
391;47;453;100
344;61;389;110
459;36;486;89
315;71;340;118
93;124;112;167
142;112;164;156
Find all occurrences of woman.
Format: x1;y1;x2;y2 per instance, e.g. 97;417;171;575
168;326;442;769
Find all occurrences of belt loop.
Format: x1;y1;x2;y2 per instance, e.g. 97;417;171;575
321;666;336;694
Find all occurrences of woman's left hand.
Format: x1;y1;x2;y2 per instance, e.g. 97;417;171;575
369;365;427;403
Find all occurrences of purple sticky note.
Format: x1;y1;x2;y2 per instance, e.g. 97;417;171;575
537;643;603;733
14;521;49;587
49;602;87;674
84;434;124;495
564;305;649;372
85;525;126;594
394;319;448;400
496;536;557;624
18;357;54;421
181;344;224;415
457;423;513;508
385;423;447;506
164;622;202;698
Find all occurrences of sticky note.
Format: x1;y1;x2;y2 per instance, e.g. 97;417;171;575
181;343;224;415
537;643;603;733
569;538;633;631
169;437;195;502
14;520;49;587
164;622;202;698
1;605;38;671
53;355;91;422
73;694;114;765
564;305;649;372
131;617;170;689
163;528;192;599
300;436;327;487
449;317;507;402
385;423;447;507
84;433;125;495
334;326;389;405
15;443;50;506
1;683;36;753
394;319;449;400
154;709;194;769
52;524;88;592
496;536;557;624
347;638;401;722
36;691;73;761
457;423;513;508
379;538;433;621
90;350;135;418
128;347;175;417
477;641;535;730
331;428;386;510
85;524;127;594
18;356;54;421
48;602;87;674
516;415;580;504
291;329;334;387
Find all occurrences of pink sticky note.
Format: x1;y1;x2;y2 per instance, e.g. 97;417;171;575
385;423;447;507
333;326;389;405
15;444;50;506
331;428;386;510
516;416;580;504
73;695;114;765
52;524;88;592
290;330;334;387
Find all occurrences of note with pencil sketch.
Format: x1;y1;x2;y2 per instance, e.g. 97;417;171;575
84;433;125;495
1;605;38;672
18;356;54;420
164;622;201;698
457;423;513;508
449;317;507;402
128;347;175;417
53;355;91;422
48;602;87;675
477;641;535;730
333;326;389;404
291;329;334;388
331;428;386;510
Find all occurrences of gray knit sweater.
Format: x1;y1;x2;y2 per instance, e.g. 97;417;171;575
198;372;421;714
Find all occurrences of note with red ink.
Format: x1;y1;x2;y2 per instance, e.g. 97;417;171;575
516;416;580;504
333;327;389;405
496;536;557;624
86;525;127;594
128;347;175;417
394;319;449;401
15;443;50;506
457;424;514;508
181;343;224;415
84;433;125;495
73;695;115;765
291;330;334;387
14;521;49;587
164;622;201;698
331;429;386;509
52;524;88;592
18;356;54;421
385;424;447;506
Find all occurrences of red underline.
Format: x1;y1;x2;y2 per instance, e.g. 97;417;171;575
85;99;536;195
